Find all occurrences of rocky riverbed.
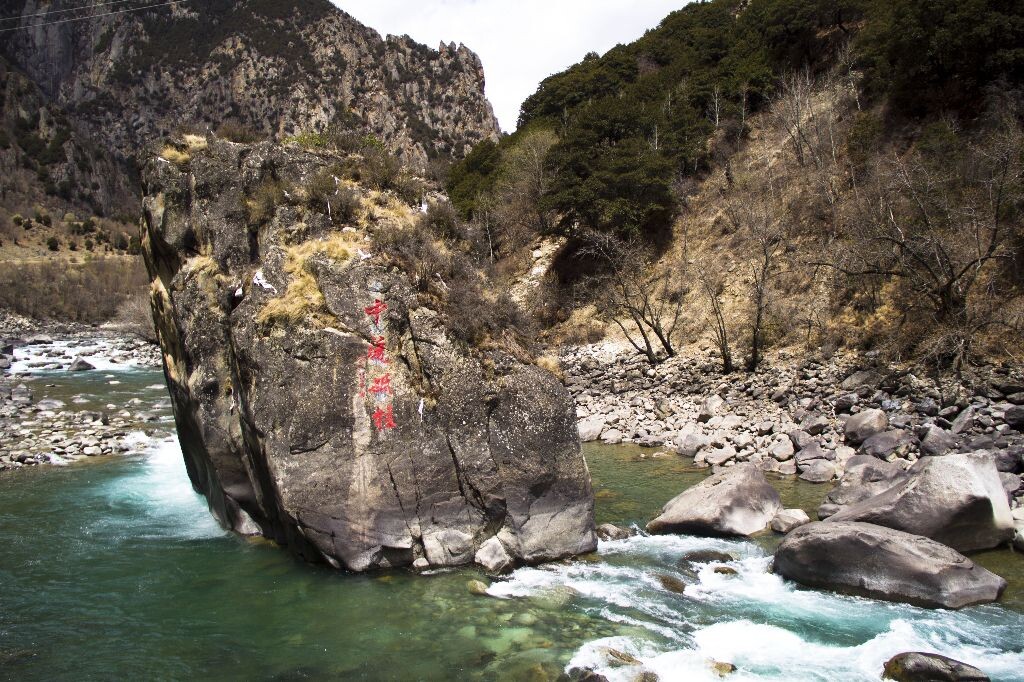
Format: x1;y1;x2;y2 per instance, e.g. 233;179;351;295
1;311;163;470
563;342;1024;505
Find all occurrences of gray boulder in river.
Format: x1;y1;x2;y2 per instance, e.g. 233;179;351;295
882;652;989;681
647;463;782;536
823;453;1015;552
139;139;597;571
774;521;1006;609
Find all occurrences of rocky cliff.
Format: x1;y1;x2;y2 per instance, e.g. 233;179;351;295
140;137;596;571
1;0;500;216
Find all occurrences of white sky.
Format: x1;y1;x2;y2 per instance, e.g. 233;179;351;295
331;1;692;132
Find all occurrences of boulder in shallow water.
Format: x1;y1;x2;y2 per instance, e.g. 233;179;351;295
823;453;1015;552
882;652;990;681
774;521;1006;608
474;537;513;574
69;357;95;371
596;523;632;541
140;139;597;572
771;508;810;533
647;463;782;536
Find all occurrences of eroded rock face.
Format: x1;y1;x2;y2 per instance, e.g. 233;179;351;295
823;453;1015;552
140;140;596;572
647;463;782;536
774;522;1007;609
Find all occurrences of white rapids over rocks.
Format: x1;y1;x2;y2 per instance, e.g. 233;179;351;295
8;337;159;374
487;535;1024;682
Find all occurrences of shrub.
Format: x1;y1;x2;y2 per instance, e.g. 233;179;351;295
419;200;461;241
245;178;286;225
46;236;59;251
11;214;23;226
161;145;191;166
305;171;361;224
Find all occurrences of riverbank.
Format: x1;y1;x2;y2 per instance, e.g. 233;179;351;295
0;311;162;470
562;342;1024;498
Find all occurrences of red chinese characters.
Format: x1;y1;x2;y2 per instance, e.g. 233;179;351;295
362;296;396;431
364;299;388;327
369;374;392;396
367;336;388;364
372;405;396;431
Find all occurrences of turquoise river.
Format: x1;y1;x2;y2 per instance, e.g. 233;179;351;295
1;364;1023;681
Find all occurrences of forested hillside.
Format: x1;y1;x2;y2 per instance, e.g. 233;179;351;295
445;0;1024;371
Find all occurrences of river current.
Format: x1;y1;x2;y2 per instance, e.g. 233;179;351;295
1;360;1022;681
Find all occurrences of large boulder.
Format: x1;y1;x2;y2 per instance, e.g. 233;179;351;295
882;652;989;681
140;140;597;572
845;409;888;445
818;455;906;518
646;463;782;536
824;453;1015;552
773;521;1007;609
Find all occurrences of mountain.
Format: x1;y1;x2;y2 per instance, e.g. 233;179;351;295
0;0;500;219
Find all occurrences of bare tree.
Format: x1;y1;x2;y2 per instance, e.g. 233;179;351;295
826;117;1024;368
726;192;784;371
579;230;686;364
699;269;734;374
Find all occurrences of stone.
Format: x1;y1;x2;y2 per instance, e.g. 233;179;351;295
774;521;1007;609
713;566;737;575
845;409;888;445
68;357;95;371
676;432;711;458
819;455;906;518
139;142;597;572
596;523;632;541
771;508;810;533
798;459;835;483
834;393;858;413
841;369;883;391
467;579;490;596
1005;405;1024;431
915;398;941;417
578;417;606;442
601;428;623;444
699;395;725;422
951;406;977;434
802;415;830;436
704;445;737;466
647;463;782;537
789;430;816;451
921;425;956;456
709;661;737;676
824;453;1015;552
679;550;736;565
882;652;990;681
860;430;915;459
474;537;513;574
769;438;795;461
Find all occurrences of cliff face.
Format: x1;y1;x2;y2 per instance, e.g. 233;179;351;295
1;0;499;178
140;137;596;571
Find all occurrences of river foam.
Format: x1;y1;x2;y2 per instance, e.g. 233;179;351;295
488;535;1024;681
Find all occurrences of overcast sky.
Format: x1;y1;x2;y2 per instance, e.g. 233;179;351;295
332;1;691;132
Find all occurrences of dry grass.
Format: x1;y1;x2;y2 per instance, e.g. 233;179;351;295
182;134;208;151
534;353;564;382
161;145;191;167
256;233;359;326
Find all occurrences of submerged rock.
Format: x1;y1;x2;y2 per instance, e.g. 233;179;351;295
882;652;990;681
596;523;633;541
774;521;1006;609
647;463;782;536
824;453;1015;552
140;140;596;572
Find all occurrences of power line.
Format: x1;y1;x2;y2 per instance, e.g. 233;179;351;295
0;1;137;23
0;0;185;34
